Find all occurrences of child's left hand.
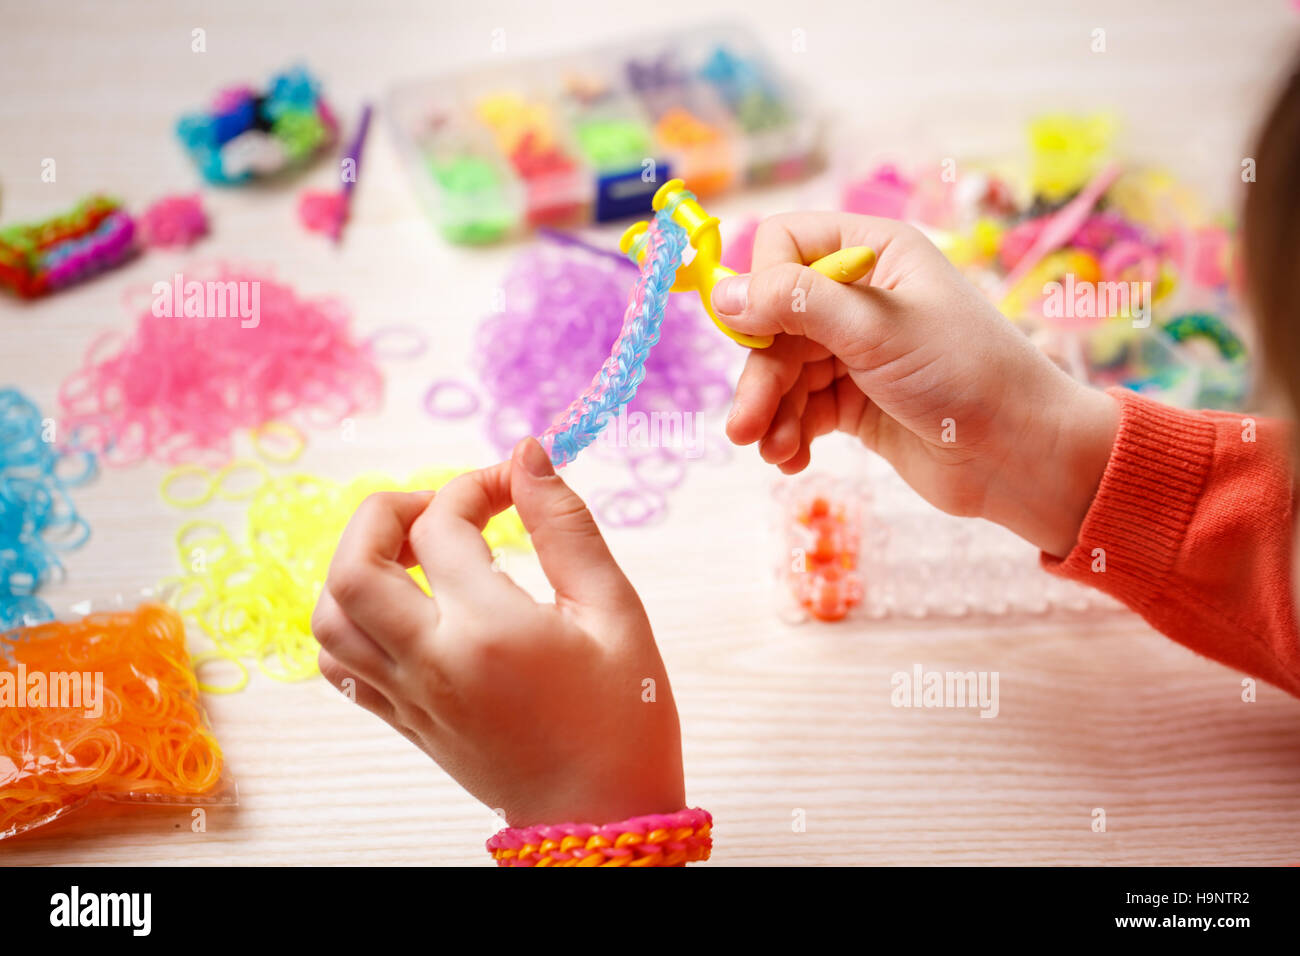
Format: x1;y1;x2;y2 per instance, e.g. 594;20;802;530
311;438;685;827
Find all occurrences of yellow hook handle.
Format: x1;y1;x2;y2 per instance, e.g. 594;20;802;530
620;178;877;350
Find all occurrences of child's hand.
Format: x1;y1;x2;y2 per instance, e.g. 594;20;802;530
311;437;685;827
712;212;1119;557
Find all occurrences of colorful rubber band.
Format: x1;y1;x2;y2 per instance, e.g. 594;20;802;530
366;325;430;360
593;486;666;528
251;421;306;464
160;464;217;509
423;381;481;420
214;459;271;501
189;650;251;695
629;447;688;491
1162;312;1247;361
487;808;712;867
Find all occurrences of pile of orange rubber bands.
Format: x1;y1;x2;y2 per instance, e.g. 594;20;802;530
0;603;231;840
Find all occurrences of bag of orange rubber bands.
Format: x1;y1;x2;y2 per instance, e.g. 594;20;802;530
0;602;235;840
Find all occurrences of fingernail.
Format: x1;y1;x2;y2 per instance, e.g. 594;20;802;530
711;275;749;315
516;437;554;478
727;401;741;423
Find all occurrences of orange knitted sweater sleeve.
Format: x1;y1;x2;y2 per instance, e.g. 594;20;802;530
1042;388;1300;697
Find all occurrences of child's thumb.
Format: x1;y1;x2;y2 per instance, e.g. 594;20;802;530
509;437;637;610
711;264;892;360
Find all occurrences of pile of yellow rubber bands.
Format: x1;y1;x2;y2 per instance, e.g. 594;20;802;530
159;463;530;692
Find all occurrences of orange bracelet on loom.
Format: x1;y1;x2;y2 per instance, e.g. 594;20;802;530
486;808;712;867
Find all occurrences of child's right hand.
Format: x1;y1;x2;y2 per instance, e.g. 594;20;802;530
711;212;1120;558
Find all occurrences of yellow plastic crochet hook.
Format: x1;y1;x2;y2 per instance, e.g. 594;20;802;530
807;245;878;284
619;179;877;349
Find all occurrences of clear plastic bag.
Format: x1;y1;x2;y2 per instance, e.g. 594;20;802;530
0;601;236;841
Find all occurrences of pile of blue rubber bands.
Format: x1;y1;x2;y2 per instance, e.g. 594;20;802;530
0;388;96;628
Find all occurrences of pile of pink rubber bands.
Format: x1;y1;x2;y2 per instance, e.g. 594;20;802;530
57;265;382;467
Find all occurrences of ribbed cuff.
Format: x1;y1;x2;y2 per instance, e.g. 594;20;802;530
1042;388;1217;610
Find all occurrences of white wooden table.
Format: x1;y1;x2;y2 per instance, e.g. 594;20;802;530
2;0;1298;865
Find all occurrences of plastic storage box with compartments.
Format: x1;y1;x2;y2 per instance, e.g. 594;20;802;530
385;23;822;243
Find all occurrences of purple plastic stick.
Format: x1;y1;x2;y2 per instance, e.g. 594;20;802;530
332;103;373;242
537;228;639;271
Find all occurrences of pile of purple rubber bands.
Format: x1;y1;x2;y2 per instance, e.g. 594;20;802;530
456;233;736;525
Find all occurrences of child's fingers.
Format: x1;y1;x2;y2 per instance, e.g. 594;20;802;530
748;210;911;281
717;263;896;365
759;389;805;464
833;375;884;452
727;336;827;446
508;437;638;612
777;388;841;474
805;384;843;438
310;588;397;691
327;491;439;649
318;646;398;725
408;461;528;610
778;441;812;475
750;211;854;274
728;350;794;445
714;213;928;367
758;359;837;464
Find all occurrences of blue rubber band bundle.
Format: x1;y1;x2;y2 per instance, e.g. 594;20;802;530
0;388;96;628
539;208;689;466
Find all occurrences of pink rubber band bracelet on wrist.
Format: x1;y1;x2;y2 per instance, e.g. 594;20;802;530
486;807;712;867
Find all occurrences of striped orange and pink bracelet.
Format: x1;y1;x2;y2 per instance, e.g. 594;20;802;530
487;808;712;867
